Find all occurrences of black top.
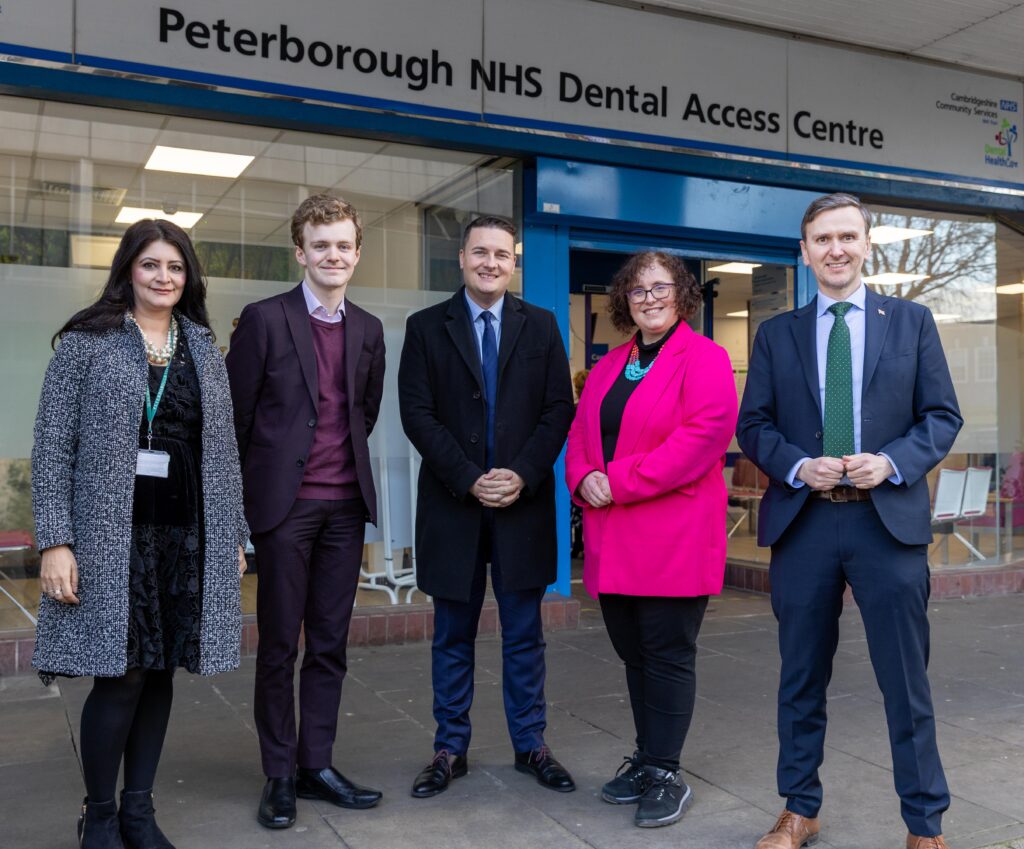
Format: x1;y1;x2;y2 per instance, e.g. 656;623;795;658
600;322;679;465
132;335;203;527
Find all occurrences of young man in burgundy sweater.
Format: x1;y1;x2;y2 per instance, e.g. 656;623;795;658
226;194;386;829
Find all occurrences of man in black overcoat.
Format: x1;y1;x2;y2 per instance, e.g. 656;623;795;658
398;215;575;797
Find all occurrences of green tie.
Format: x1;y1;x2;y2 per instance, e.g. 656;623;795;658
823;302;855;459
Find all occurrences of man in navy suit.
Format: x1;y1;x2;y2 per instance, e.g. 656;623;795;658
227;194;385;829
737;194;962;849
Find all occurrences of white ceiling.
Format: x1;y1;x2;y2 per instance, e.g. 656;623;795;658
616;0;1024;78
0;95;512;247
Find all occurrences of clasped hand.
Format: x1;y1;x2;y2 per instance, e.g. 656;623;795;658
577;470;612;508
471;468;525;508
797;453;894;491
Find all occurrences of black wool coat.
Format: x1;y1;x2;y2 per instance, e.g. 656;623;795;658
398;289;574;601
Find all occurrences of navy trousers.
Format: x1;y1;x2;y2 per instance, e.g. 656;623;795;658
252;497;366;778
770;498;949;837
431;513;547;756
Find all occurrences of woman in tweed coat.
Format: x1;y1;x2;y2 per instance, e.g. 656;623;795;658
32;219;248;849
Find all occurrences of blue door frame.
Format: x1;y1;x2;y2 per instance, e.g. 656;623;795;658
523;158;820;596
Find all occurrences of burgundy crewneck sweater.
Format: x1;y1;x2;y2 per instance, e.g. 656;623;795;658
296;315;360;500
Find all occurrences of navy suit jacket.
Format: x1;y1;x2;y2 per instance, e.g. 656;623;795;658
225;284;385;534
736;286;963;547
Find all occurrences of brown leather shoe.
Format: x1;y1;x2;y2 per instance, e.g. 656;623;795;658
907;833;950;849
754;810;820;849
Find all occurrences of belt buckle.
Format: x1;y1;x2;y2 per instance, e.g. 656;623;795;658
829;488;850;503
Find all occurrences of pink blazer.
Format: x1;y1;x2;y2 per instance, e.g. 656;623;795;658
566;324;737;598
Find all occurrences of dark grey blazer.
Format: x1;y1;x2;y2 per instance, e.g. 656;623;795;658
31;314;248;678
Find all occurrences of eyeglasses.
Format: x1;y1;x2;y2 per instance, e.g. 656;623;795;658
626;283;676;304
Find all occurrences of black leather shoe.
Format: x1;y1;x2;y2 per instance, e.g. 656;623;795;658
411;750;468;798
296;766;382;809
514;746;576;792
257;777;296;829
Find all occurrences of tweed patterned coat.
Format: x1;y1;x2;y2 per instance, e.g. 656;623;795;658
31;313;248;678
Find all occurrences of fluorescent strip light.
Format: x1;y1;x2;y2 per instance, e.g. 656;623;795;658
995;283;1024;295
145;145;254;178
71;235;122;268
708;262;762;274
726;310;749;317
115;207;204;228
863;273;929;286
869;225;933;244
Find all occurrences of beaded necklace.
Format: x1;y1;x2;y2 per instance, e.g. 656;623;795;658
624;338;663;381
127;311;178;365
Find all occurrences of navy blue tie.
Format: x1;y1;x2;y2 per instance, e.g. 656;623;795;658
481;311;498;467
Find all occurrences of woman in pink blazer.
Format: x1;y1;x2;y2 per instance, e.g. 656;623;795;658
565;251;737;829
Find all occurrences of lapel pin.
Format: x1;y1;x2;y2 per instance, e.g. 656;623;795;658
877;308;886;316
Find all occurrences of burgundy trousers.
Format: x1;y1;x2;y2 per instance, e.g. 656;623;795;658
252;497;365;778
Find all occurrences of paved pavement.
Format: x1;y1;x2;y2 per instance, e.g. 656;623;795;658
2;589;1022;849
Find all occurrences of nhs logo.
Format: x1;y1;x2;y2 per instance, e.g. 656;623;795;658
1000;100;1018;113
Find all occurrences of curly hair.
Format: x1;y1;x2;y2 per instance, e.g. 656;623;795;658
607;251;701;334
290;193;363;249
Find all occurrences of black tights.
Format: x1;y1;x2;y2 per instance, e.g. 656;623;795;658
79;668;174;802
600;594;708;771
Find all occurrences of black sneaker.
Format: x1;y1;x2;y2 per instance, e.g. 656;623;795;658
600;752;649;804
634;766;692;828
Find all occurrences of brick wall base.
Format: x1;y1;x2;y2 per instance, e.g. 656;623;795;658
0;595;581;677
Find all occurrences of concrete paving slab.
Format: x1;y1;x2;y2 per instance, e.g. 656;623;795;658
2;589;1022;849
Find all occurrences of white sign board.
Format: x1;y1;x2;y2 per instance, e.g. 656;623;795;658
0;0;1020;187
0;0;74;58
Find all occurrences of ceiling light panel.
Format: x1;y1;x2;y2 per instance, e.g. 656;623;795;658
115;207;204;228
708;262;762;274
869;226;933;244
145;145;254;178
863;273;930;286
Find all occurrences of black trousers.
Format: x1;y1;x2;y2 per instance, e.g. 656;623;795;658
599;594;708;771
252;497;366;778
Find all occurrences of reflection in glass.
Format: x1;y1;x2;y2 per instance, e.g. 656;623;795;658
0;95;520;625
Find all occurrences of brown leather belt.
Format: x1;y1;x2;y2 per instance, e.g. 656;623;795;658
809;486;871;503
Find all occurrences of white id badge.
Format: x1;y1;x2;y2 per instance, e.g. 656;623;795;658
136;449;171;478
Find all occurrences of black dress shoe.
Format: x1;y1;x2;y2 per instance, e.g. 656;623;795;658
257;777;296;829
514;746;576;792
411;750;468;798
295;766;382;809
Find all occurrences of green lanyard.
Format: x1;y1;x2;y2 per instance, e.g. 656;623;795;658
144;362;172;450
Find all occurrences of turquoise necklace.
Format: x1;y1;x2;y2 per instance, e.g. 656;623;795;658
624;339;661;381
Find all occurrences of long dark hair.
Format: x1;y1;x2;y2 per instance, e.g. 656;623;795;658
53;219;211;346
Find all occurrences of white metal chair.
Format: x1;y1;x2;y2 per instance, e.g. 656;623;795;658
359;455;420;604
930;467;992;563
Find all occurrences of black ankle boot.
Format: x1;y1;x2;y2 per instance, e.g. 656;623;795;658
118;790;175;849
77;797;126;848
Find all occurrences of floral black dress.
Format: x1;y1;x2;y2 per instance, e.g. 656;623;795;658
125;334;204;674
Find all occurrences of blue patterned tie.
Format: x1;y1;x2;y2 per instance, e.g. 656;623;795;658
823;302;855;459
481;311;498;467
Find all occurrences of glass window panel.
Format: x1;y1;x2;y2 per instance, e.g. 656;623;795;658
0;94;520;629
